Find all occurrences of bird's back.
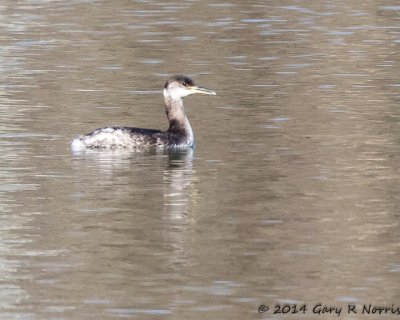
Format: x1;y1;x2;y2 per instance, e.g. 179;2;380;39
71;126;164;150
71;126;193;150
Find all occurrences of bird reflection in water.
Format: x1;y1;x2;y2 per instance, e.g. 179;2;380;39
163;149;197;221
162;149;198;272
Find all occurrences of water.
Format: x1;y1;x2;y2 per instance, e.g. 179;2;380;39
0;1;399;319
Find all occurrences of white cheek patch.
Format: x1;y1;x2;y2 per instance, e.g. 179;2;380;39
164;87;190;100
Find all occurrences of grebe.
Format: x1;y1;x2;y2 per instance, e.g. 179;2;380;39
71;75;216;150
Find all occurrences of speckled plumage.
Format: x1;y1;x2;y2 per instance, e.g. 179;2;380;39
72;126;193;150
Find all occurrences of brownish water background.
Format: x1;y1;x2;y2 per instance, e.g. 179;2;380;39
0;1;399;319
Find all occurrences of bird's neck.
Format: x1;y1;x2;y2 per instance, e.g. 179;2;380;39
164;90;193;143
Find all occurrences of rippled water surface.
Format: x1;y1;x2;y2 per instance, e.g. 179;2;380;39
0;1;399;319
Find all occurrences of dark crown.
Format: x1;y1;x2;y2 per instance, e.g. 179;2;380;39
164;75;195;88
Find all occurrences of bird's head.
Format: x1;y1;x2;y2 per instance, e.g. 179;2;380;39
163;75;216;100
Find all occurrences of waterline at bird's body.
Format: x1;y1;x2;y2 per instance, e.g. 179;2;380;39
71;126;193;151
71;75;215;151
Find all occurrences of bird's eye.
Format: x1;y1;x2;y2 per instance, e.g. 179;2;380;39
182;82;187;86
